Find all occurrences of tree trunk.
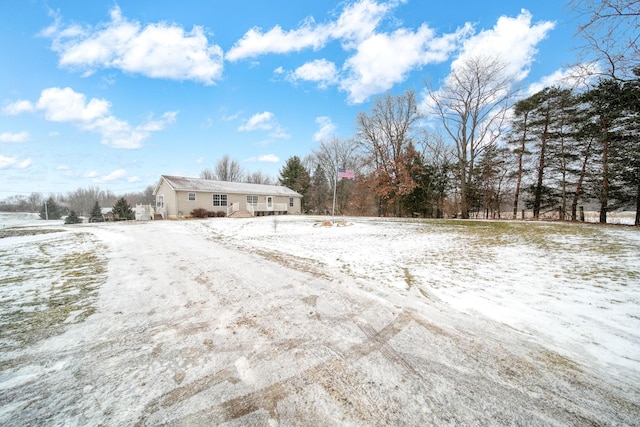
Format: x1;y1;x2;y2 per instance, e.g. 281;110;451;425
533;124;548;219
571;139;592;221
599;128;609;224
513;124;526;219
635;174;640;226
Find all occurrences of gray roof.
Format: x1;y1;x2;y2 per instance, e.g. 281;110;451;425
157;175;302;197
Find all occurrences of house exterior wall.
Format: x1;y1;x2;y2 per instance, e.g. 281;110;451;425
155;178;302;218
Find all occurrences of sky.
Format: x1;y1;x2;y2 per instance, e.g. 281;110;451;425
0;0;583;197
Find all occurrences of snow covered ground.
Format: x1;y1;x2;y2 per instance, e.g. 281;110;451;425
1;214;639;425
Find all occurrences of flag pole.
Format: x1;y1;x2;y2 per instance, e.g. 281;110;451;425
331;168;337;223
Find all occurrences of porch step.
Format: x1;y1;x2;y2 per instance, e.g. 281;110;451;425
228;210;254;218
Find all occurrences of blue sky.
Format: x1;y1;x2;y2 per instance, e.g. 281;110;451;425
0;0;582;196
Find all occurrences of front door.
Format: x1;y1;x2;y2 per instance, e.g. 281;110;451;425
267;196;273;211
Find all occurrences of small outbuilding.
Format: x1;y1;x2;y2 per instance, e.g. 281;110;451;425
153;175;303;219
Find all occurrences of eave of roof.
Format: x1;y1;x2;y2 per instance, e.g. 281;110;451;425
157;175;303;197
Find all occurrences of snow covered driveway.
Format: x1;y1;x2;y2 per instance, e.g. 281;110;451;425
1;217;639;425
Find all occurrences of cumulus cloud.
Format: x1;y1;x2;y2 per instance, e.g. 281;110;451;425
238;111;289;139
94;168;127;183
452;10;554;82
526;63;600;95
226;0;474;103
4;87;177;149
0;155;31;169
342;23;472;103
227;0;390;61
42;6;224;84
313;116;336;142
0;131;30;143
290;59;338;88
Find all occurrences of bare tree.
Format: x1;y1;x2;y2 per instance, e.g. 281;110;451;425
215;155;243;182
199;168;216;180
245;170;274;185
309;137;361;214
427;56;514;218
569;0;640;80
356;90;421;216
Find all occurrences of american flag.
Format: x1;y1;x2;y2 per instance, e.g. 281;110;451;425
337;168;355;179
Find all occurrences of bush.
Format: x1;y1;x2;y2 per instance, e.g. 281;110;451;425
207;211;217;217
64;210;82;224
191;208;209;218
216;211;226;217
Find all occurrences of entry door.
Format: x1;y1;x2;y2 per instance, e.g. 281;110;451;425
267;196;273;210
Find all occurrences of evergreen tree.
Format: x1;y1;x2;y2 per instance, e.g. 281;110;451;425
89;201;104;223
64;210;82;224
111;197;134;220
308;164;330;214
278;156;311;211
39;197;62;220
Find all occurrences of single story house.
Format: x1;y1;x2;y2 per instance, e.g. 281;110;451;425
153;175;303;219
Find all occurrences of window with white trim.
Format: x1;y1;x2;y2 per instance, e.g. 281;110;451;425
188;192;196;201
289;197;294;207
212;194;227;207
247;195;258;206
157;195;164;208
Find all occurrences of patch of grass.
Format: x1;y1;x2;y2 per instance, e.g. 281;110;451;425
0;233;107;363
252;248;332;280
0;228;64;239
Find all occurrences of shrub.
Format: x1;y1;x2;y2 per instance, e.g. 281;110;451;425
207;211;217;217
191;208;209;218
216;211;226;217
64;210;82;224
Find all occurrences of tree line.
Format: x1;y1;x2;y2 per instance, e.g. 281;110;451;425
0;186;154;218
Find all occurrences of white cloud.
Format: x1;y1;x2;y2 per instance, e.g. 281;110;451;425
342;23;472;103
227;0;390;61
57;164;70;170
291;59;337;88
452;10;554;82
36;87;110;122
259;154;279;163
2;100;34;115
83;170;99;178
5;87;176;149
42;6;224;84
127;176;141;183
94;168;127;183
0;131;30;143
526;63;600;95
238;111;289;138
239;111;276;131
225;0;474;103
313;116;336;142
0;155;31;169
196;156;205;164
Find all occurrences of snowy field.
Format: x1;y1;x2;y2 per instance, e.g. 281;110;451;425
1;213;639;425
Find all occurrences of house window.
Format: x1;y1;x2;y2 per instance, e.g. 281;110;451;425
188;192;196;201
289;197;294;207
157;195;164;208
212;194;227;207
247;195;258;206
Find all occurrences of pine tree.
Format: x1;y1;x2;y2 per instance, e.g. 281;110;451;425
64;210;82;224
89;201;104;223
40;197;62;220
111;197;134;221
278;156;311;211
